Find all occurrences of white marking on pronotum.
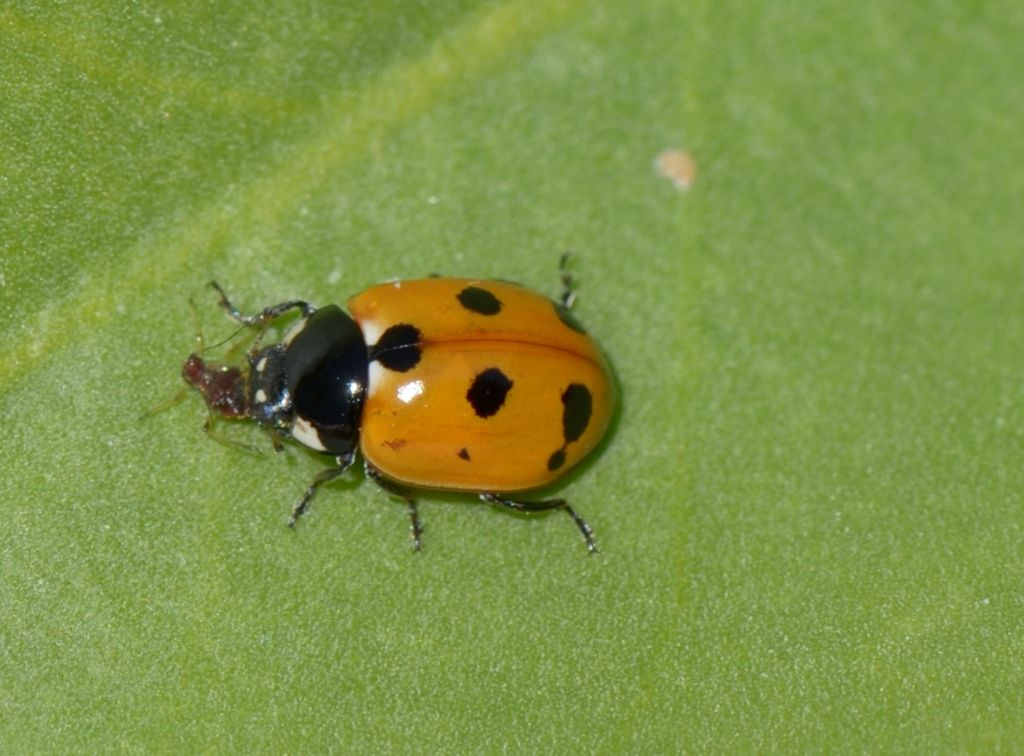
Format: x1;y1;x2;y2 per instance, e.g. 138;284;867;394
283;316;310;346
360;319;382;347
366;361;386;400
292;416;327;452
254;389;268;403
256;356;268;372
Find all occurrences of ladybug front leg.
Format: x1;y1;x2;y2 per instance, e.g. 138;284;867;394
288;451;357;527
364;462;424;552
210;281;315;327
480;493;598;554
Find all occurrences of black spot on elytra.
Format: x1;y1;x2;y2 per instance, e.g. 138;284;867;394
466;367;513;418
547;449;566;471
561;383;593;443
457;286;502;316
370;324;421;372
458;448;471;461
553;301;587;334
545;383;594;471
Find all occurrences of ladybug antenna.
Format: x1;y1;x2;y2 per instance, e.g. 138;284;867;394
206;323;249;353
189;291;252;356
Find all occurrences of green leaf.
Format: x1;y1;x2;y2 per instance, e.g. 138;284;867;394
3;0;1023;751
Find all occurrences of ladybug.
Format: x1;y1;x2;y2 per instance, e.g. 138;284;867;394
182;263;615;552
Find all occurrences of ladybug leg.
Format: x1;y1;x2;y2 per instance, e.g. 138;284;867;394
288;451;357;527
557;251;577;309
364;462;424;551
210;281;315;327
480;493;598;554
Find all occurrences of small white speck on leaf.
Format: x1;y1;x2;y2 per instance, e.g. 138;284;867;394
656;149;697;190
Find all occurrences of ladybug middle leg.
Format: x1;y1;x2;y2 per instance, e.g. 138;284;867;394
365;462;424;551
480;493;598;554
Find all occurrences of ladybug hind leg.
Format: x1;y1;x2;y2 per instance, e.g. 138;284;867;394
557;252;577;309
364;462;424;551
480;493;598;554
